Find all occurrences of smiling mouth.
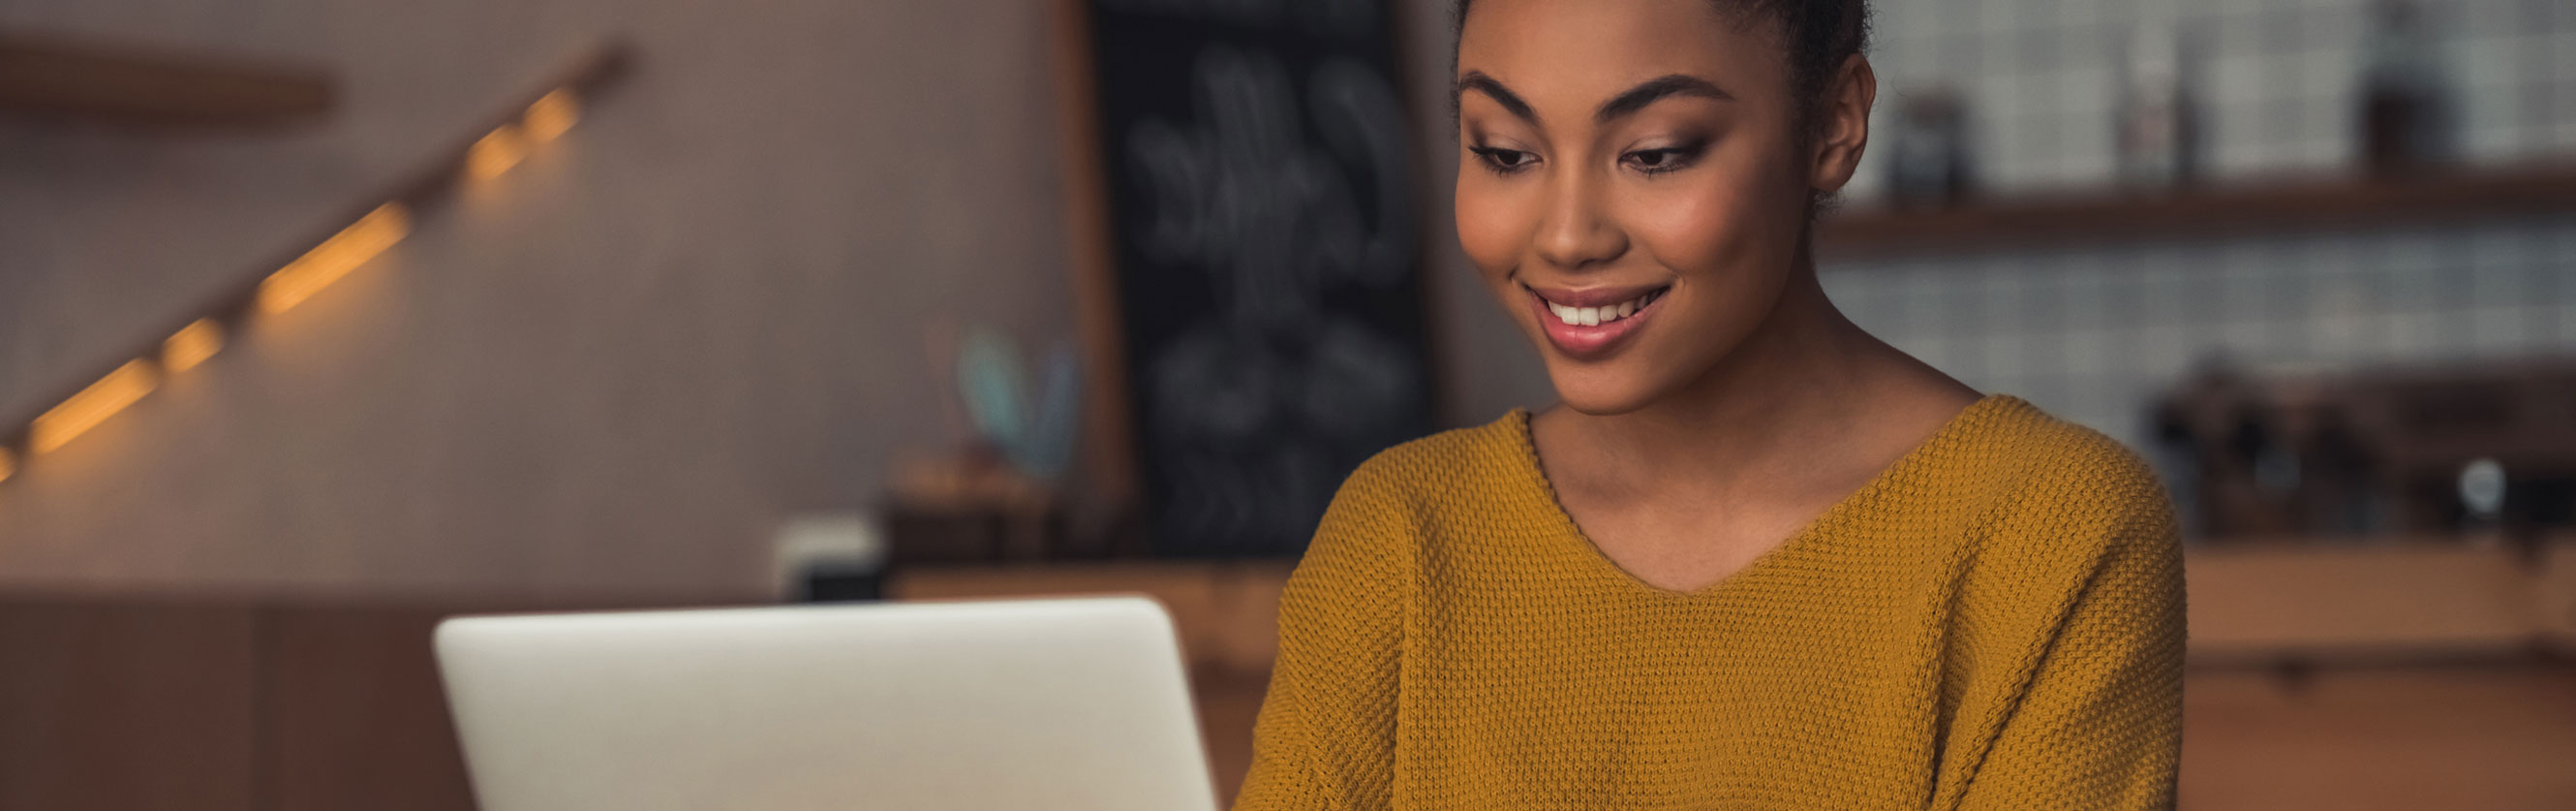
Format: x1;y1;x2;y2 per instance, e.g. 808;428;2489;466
1536;287;1669;327
1521;282;1672;359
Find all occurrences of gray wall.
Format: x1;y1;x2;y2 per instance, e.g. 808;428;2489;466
0;0;1089;595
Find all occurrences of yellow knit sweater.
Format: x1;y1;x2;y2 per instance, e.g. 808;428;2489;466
1233;395;2186;810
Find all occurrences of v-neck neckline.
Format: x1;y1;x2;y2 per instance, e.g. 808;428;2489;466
1504;394;2016;600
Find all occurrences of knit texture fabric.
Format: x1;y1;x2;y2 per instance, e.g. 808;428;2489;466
1232;395;2186;810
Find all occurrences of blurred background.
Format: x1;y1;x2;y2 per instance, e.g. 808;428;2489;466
0;0;2571;808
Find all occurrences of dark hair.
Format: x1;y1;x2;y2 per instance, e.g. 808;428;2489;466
1452;0;1872;140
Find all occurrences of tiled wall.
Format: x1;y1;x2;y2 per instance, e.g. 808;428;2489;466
1849;0;2576;198
1825;216;2576;450
1825;0;2576;452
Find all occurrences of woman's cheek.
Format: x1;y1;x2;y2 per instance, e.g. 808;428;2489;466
1454;178;1530;283
1624;181;1736;274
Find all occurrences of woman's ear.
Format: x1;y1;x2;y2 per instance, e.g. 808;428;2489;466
1809;54;1877;195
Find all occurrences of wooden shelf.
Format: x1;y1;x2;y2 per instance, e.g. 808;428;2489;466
0;31;333;128
1817;161;2576;262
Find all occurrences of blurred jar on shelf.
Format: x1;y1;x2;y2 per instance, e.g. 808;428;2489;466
1884;87;1976;209
2116;12;2202;190
2358;0;2458;176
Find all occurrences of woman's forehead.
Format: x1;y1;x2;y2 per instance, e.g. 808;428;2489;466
1457;0;1789;108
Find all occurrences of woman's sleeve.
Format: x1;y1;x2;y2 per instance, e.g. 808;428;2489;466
1230;464;1408;811
1951;499;2189;810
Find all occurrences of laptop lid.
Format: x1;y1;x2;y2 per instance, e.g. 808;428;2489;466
435;596;1217;811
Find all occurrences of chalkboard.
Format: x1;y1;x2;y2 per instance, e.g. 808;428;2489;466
1085;0;1434;557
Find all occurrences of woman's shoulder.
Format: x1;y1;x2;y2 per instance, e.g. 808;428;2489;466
1314;409;1547;539
1338;409;1536;499
1294;412;1540;584
1968;396;2162;487
1946;396;2179;552
1996;398;2162;498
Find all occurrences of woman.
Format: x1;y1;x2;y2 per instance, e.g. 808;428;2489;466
1232;0;2186;809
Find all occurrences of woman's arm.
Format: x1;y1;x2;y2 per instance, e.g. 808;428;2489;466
1231;463;1409;811
1947;494;2189;810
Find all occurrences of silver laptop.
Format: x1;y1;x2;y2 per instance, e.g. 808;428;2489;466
434;596;1218;811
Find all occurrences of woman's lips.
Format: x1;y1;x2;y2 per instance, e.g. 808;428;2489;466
1525;283;1668;359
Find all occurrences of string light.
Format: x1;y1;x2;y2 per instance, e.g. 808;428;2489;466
31;360;162;454
0;44;618;483
258;203;413;315
162;319;226;373
466;124;531;180
524;89;579;142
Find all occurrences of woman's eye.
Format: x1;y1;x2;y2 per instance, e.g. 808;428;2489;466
1470;146;1536;173
1622;144;1702;175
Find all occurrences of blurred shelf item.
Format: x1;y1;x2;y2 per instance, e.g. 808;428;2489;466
881;496;1069;565
2357;0;2459;176
1882;86;1977;209
1818;160;2576;261
0;31;334;128
2156;359;2576;541
2112;8;2202;190
881;448;1070;564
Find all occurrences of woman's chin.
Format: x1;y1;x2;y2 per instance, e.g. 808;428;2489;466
1543;364;1663;417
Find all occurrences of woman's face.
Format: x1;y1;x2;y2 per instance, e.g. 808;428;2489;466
1456;0;1859;415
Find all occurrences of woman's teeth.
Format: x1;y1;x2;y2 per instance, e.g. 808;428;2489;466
1545;290;1661;327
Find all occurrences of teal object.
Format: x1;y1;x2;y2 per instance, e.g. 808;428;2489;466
958;328;1027;453
1022;345;1079;481
955;326;1080;483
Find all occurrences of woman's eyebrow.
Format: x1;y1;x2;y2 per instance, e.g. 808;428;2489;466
1455;71;1539;124
1597;74;1733;123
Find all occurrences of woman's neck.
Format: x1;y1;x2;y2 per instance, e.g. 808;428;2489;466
1544;265;1932;500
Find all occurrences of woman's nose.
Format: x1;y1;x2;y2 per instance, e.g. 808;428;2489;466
1532;172;1630;271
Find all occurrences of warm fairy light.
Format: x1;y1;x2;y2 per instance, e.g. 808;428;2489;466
467;124;531;180
523;89;579;142
30;359;161;454
259;203;412;314
0;56;616;489
162;319;225;373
